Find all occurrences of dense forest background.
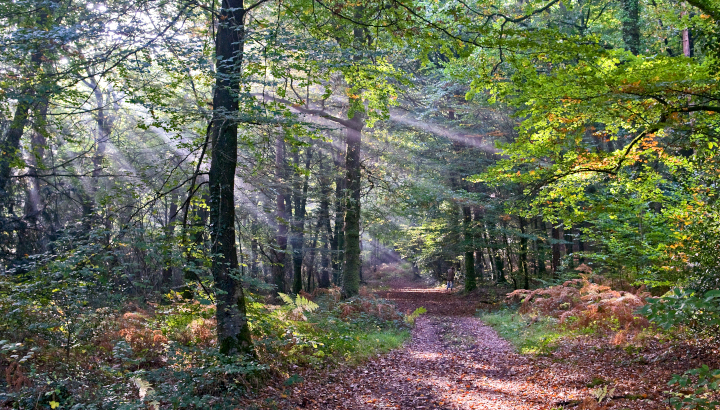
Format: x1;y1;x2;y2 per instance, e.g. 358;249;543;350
1;0;719;408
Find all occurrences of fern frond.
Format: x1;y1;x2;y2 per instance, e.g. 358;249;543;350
295;296;319;313
278;292;295;307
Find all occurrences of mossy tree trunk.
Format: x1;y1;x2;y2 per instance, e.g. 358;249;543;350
208;0;255;356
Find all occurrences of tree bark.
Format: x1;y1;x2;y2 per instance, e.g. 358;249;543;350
463;205;476;291
318;156;332;288
564;224;574;270
208;0;253;356
342;111;364;297
535;217;547;277
291;148;312;294
274;134;288;294
621;0;641;55
519;216;530;290
551;223;561;277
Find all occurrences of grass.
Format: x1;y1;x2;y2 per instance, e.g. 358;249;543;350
346;330;410;364
308;310;411;366
479;309;573;354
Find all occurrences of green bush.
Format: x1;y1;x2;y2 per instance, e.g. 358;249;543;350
640;289;720;409
640;289;720;338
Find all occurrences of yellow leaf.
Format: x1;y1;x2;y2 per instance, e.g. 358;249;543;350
50;401;60;409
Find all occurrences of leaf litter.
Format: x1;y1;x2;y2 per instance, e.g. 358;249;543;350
248;286;719;409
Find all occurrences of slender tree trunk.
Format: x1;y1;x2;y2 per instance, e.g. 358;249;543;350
162;192;180;286
307;226;319;292
564;224;574;270
292;148;312;293
331;151;345;285
577;224;587;264
494;246;506;283
535;217;547;277
502;224;514;278
274;134;288;294
208;0;252;356
342;111;364;297
463;205;476;291
519;217;530;290
0;36;52;216
551;223;561;277
472;207;483;281
318;157;332;288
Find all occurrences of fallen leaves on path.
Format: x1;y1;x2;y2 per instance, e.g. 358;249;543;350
247;286;718;409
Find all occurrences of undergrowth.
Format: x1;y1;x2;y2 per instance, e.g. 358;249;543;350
482;271;720;410
0;274;411;409
480;310;575;354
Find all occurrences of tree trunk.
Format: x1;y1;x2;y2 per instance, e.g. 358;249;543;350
0;46;50;215
250;230;260;278
291;148;312;294
519;217;530;290
22;92;50;243
331;151;345;285
342;111;364;297
577;224;587;264
463;205;476;291
274;134;288;294
162;192;180;286
621;0;641;55
307;226;319;292
208;0;252;356
318;156;332;288
502;223;514;278
564;224;574;270
551;223;561;277
535;217;547;277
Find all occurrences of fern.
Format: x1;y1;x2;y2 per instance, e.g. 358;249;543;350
592;385;615;403
277;293;319;321
278;292;295;307
294;295;319;313
405;306;427;325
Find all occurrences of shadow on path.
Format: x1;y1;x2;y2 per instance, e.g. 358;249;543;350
298;285;584;409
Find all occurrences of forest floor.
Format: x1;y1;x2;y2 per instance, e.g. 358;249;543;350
250;277;717;410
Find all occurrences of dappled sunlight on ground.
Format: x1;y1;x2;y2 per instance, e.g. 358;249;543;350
298;314;584;409
250;275;698;409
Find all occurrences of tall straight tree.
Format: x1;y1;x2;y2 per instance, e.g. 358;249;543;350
621;0;640;55
0;6;51;215
207;0;265;356
463;204;476;291
274;134;288;294
341;16;369;297
342;101;364;297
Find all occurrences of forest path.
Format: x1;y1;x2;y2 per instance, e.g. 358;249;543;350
300;286;584;409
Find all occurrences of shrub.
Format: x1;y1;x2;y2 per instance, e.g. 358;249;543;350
640;289;720;340
506;275;650;332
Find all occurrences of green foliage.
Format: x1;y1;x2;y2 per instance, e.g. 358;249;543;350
638;290;720;409
640;289;720;338
249;294;409;370
667;365;720;410
277;292;319;321
479;309;570;355
404;306;427;325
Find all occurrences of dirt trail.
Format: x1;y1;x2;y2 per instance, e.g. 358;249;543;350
299;286;584;409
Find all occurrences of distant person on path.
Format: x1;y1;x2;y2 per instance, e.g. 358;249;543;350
446;267;456;291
